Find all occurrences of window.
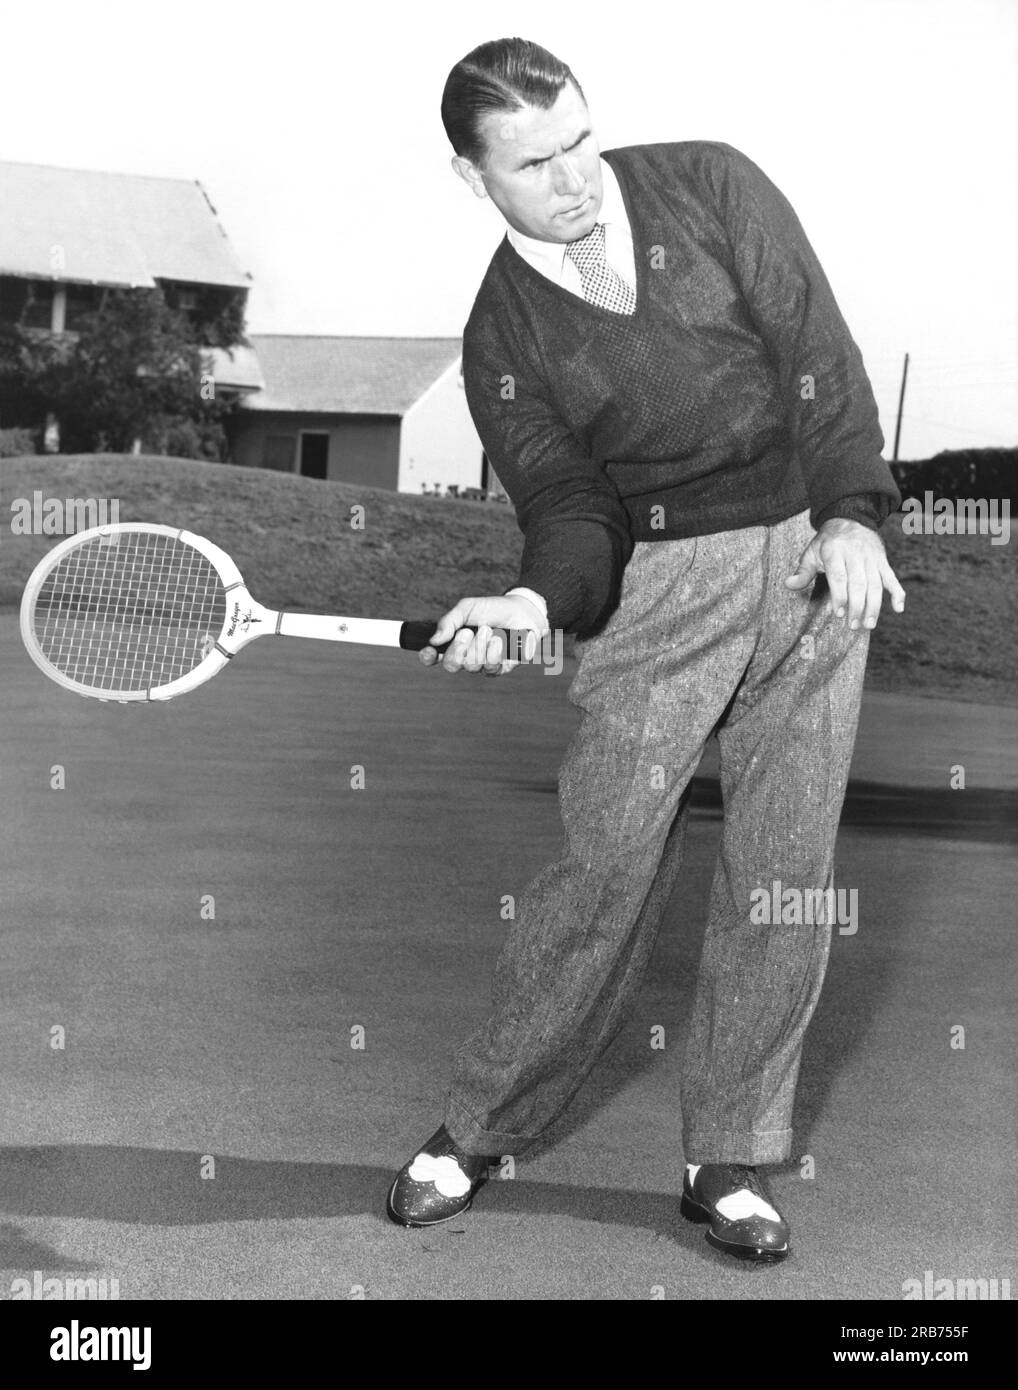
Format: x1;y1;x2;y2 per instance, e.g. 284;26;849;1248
298;432;329;479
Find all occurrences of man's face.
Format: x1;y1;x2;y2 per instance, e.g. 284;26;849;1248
455;81;603;243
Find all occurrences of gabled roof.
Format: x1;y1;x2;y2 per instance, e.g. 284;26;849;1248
240;336;463;415
0;160;251;289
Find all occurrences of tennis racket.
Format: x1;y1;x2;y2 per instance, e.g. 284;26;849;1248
19;522;536;703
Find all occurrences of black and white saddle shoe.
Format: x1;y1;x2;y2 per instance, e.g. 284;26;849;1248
680;1163;791;1262
386;1125;494;1228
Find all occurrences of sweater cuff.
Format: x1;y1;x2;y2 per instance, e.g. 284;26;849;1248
812;493;891;533
516;559;593;637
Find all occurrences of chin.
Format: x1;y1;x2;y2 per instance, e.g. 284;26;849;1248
563;210;596;241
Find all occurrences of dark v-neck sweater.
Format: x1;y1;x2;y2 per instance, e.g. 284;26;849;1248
461;140;901;636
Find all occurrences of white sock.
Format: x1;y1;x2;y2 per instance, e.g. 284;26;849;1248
686;1163;701;1184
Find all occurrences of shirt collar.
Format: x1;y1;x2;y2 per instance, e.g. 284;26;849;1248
505;157;628;273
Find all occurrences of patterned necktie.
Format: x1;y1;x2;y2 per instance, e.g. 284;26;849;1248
564;222;636;315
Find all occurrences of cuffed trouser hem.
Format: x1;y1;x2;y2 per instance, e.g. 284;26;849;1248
682;1127;793;1167
444;1095;532;1158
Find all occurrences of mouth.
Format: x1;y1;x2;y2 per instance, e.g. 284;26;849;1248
560;196;592;218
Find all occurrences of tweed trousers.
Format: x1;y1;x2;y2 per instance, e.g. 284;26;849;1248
444;508;869;1165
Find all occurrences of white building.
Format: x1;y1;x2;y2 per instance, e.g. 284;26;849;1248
228;334;501;498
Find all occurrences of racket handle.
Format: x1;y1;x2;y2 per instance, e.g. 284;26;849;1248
398;620;476;654
398;621;534;660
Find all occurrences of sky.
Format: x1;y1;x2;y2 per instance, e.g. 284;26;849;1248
3;0;1016;460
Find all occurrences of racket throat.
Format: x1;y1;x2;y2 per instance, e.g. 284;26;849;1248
223;593;268;640
272;610;406;648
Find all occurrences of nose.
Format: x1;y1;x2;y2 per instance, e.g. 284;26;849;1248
551;154;586;199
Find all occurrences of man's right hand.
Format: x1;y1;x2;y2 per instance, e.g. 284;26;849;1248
420;594;548;675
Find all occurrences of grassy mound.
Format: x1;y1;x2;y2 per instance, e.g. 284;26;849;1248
0;454;517;620
1;454;1014;706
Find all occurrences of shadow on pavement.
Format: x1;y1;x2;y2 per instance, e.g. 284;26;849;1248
510;775;1017;845
0;1221;96;1272
0;1144;736;1261
690;776;1017;845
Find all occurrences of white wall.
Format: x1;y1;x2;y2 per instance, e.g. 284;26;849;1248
398;359;483;495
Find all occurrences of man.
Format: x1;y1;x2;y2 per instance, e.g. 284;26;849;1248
386;37;905;1262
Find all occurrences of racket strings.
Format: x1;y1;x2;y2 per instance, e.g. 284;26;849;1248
33;532;227;693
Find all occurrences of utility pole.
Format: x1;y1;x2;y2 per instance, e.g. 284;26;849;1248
892;351;909;461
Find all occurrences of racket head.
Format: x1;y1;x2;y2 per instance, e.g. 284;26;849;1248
19;523;252;703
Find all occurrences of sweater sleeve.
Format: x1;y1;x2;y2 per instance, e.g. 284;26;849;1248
704;144;901;529
462;310;633;636
813;492;895;531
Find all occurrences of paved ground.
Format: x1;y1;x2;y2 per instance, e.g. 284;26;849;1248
0;613;1014;1300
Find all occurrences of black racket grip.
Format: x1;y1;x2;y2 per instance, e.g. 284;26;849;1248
399;621;533;660
399;620;474;654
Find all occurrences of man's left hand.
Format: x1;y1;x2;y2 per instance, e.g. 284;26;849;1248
785;518;906;629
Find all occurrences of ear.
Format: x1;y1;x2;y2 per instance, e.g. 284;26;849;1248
452;155;488;200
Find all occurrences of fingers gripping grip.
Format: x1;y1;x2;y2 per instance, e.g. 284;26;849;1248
398;621;533;661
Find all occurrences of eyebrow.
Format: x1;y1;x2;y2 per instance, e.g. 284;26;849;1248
515;127;592;170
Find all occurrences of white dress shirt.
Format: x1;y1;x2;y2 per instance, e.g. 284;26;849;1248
503;158;635;632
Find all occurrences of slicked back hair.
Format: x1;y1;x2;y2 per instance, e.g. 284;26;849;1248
441;37;587;170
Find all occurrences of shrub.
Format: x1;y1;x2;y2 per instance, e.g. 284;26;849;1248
0;426;38;458
891;448;1016;504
